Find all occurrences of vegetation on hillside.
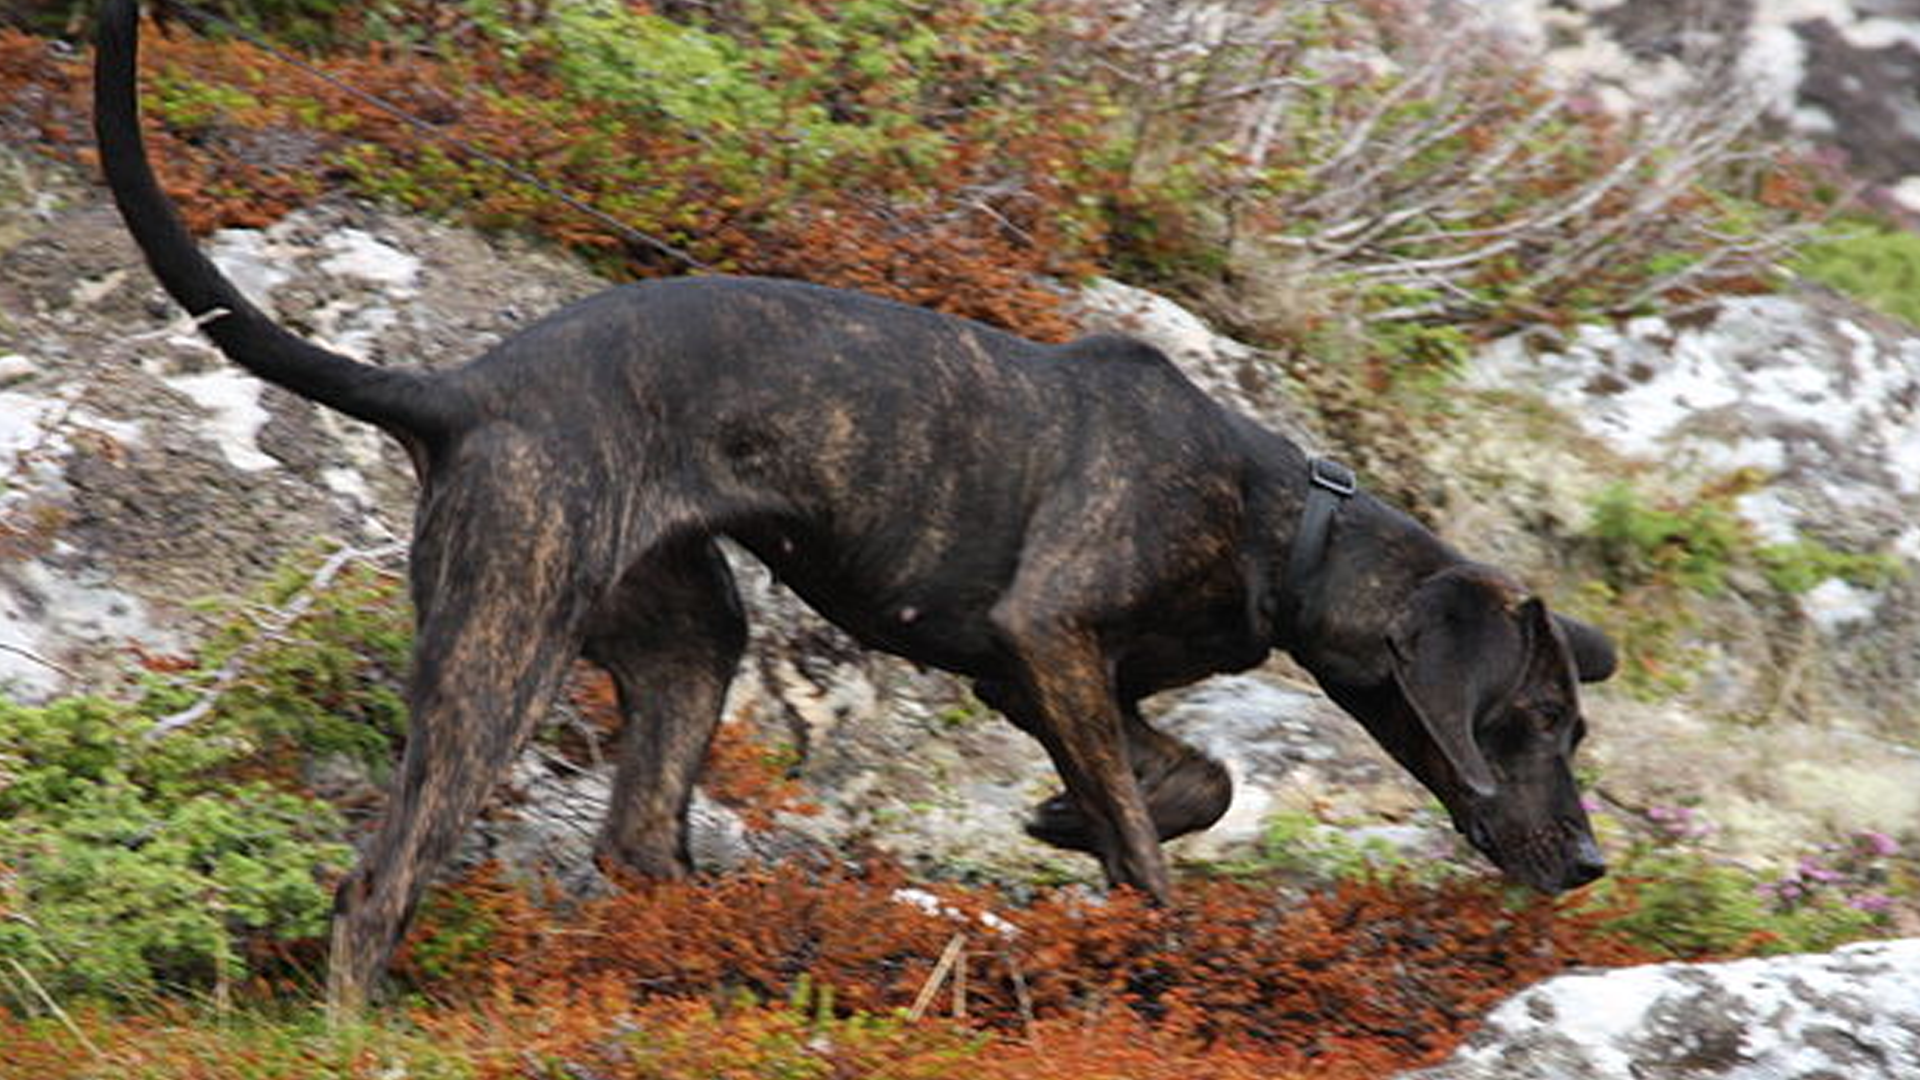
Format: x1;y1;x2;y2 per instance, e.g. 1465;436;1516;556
0;0;1818;346
1575;474;1903;696
0;1;1908;1076
1795;216;1920;327
0;546;1909;1076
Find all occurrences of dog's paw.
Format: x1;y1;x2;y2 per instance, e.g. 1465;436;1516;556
1022;753;1234;854
1024;791;1098;853
593;836;694;883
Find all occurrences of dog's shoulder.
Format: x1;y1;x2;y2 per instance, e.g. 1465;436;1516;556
1053;332;1232;414
1054;332;1179;371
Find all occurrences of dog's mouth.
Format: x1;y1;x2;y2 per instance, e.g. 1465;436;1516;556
1464;816;1605;893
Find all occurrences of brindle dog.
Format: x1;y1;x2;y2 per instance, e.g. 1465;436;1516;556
94;0;1617;1011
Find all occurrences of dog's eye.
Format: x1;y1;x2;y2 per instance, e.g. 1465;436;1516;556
1527;702;1569;734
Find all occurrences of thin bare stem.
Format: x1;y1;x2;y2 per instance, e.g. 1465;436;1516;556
146;542;407;740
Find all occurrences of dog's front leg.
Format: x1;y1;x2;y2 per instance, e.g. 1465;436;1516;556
989;604;1171;901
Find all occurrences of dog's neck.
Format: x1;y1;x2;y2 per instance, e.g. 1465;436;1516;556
1263;484;1460;687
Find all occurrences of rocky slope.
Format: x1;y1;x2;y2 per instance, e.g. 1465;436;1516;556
5;19;1920;1062
1476;0;1920;211
1442;290;1920;861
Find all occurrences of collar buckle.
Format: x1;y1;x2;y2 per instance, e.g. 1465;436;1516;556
1309;457;1357;497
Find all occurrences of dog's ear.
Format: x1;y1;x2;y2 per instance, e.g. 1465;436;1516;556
1385;569;1526;799
1551;613;1617;684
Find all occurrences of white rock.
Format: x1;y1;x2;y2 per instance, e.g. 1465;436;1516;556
1470;294;1920;553
165;368;277;472
0;388;145;483
1800;576;1881;632
1889;175;1920;216
321;465;375;504
0;558;178;704
207;228;293;313
1406;938;1920;1079
0;388;62;460
1732;488;1801;546
320;228;423;294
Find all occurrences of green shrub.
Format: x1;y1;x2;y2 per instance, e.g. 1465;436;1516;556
1590;848;1877;958
1587;480;1749;597
1575;477;1902;693
182;550;412;773
1584;807;1898;958
0;697;350;1002
0;548;413;1004
1795;219;1920;328
535;0;1089;196
9;0;354;45
147;66;258;136
548;6;796;186
1212;810;1461;888
1757;539;1902;596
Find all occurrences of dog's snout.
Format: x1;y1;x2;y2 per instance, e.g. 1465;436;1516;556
1564;831;1606;889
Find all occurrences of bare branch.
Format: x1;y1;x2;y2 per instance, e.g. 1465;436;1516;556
145;542;407;740
1084;0;1800;332
0;644;81;682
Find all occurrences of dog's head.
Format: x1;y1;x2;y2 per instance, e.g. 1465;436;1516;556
1372;565;1615;892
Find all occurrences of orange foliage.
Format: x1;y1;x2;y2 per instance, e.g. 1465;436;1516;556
0;860;1656;1078
566;665;817;830
417;994;1318;1080
698;711;821;830
387;861;1654;1077
0;14;1103;341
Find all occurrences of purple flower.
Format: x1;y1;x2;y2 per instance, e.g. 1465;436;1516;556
1856;831;1900;858
1767;879;1806;904
1798;857;1844;884
1848;893;1894;914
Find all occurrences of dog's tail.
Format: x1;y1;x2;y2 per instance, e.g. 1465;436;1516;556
92;0;461;443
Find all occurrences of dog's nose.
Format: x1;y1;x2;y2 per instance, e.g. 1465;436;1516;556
1564;834;1606;889
1565;856;1606;889
1465;818;1494;855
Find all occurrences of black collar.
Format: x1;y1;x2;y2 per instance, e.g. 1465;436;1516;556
1276;457;1356;647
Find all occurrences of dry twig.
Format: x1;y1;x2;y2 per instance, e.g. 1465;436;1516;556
145;541;406;740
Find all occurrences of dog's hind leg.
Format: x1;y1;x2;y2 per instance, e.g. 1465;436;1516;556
326;443;614;1014
1023;702;1232;854
585;538;747;881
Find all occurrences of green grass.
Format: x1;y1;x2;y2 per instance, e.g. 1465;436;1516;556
1795;218;1920;328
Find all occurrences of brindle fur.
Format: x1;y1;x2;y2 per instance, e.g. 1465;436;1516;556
94;0;1617;1013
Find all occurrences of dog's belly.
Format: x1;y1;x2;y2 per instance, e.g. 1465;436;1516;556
733;525;1012;679
731;519;1267;696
